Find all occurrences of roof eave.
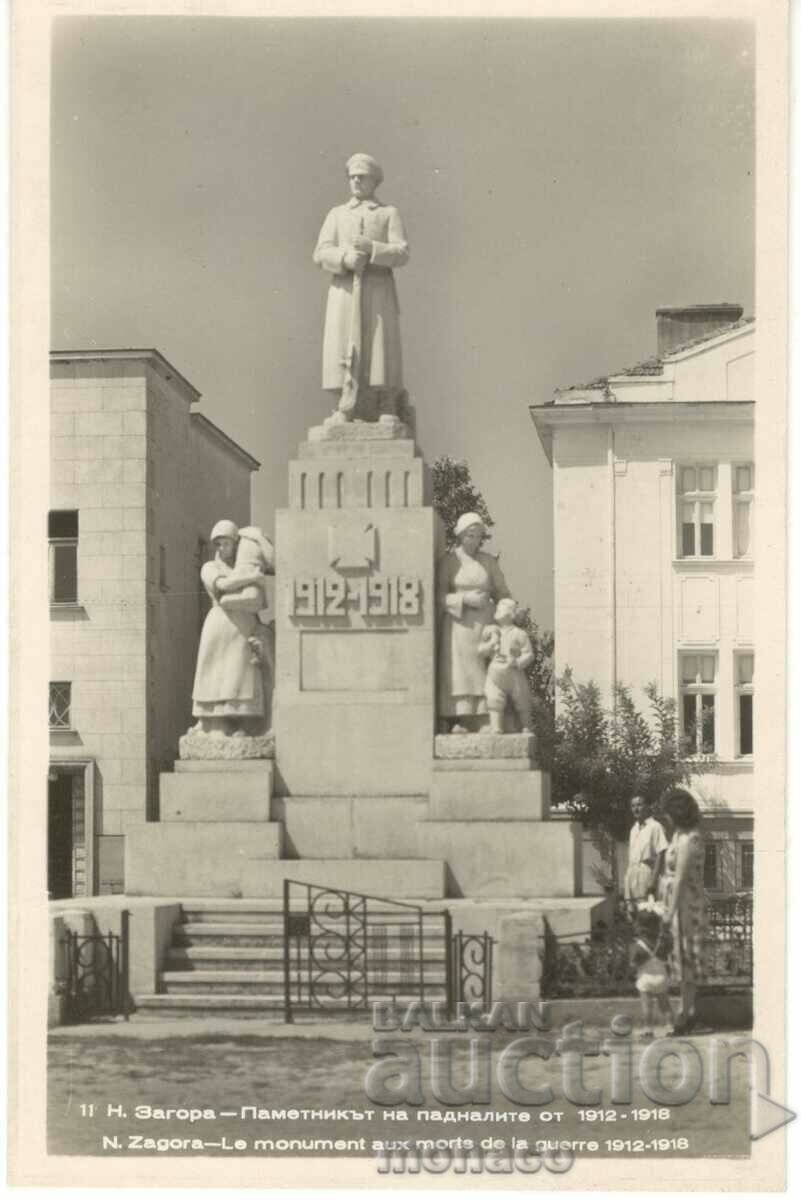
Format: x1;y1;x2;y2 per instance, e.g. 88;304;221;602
50;348;202;402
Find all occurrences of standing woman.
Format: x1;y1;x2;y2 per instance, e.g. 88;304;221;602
437;513;511;732
659;788;708;1034
191;521;265;735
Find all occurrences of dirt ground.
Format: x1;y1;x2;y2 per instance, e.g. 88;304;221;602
48;1028;751;1162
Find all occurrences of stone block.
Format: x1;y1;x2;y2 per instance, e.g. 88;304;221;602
428;768;550;820
128;902;182;994
175;759;275;775
123;410;147;435
275;504;436;796
433;757;534;772
80;507;125;533
442;896;607;944
76;410;124;437
125;822;283;897
102;386;147;412
75;459;124;484
51;460;76;484
122;507;147;531
160;768;273;822
239;858;446;899
277;795;428;858
51;412;75;436
51;436;76;461
123;459;147;483
417;820;582;898
434;733;536;760
288;457;424;510
276;703;433;796
494;913;546;1002
298;438;417;460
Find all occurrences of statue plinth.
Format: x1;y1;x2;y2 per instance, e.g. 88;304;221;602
433;732;536;760
307;413;410;443
178;728;276;761
274;428;440;797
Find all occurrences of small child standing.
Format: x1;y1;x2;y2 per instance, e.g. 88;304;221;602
632;902;673;1040
478;598;534;734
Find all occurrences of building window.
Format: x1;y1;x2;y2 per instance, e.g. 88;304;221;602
677;465;716;557
48;510;78;604
738;842;754;890
704;842;720;890
735;652;754;756
680;653;716;754
49;681;72;730
733;463;754;559
159;544;168;592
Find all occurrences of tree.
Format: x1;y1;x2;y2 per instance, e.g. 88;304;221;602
549;673;693;892
430;455;689;893
431;455;495;548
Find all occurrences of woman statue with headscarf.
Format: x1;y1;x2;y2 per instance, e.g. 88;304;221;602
191;520;274;736
313;152;409;423
437;513;511;733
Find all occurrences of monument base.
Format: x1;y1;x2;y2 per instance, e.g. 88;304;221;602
126;762;282;898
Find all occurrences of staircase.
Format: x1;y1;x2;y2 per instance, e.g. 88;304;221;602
134;899;451;1019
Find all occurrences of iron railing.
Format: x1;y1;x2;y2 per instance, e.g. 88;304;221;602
542;894;753;999
282;881;494;1021
61;910;130;1022
451;931;494;1010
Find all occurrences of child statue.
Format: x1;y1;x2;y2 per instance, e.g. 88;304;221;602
216;525;275;665
478;598;534;734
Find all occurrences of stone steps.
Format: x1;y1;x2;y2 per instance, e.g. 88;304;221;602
161;969;448;995
166;945;448;968
134;992;445;1019
138;898;450;1018
134;994;287;1018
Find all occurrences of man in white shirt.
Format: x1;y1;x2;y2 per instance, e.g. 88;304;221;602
624;795;668;904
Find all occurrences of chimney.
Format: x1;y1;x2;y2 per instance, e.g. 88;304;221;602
656;303;743;357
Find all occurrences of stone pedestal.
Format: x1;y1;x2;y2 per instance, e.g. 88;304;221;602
274;429;438;796
126;762;283;898
419;733;582;898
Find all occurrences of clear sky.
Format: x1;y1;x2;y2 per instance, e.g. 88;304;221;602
51;16;754;627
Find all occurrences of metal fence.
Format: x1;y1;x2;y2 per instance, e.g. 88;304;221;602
282;881;494;1021
61;910;130;1022
541;894;753;999
451;931;494;1010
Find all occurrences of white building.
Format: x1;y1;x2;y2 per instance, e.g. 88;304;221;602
49;349;260;898
530;304;754;895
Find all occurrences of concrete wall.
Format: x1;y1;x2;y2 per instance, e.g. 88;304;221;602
50;360;150;886
51;355;256;893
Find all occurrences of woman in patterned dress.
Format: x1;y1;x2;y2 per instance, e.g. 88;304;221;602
659;788;708;1034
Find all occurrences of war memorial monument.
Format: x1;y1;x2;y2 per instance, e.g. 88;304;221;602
94;154;596;1016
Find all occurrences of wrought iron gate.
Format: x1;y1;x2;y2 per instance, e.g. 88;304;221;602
282;880;494;1021
451;931;494;1009
61;910;130;1022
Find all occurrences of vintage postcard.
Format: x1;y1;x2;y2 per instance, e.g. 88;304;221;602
8;0;793;1190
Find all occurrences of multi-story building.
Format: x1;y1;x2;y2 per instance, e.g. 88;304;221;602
48;349;259;898
530;304;754;894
